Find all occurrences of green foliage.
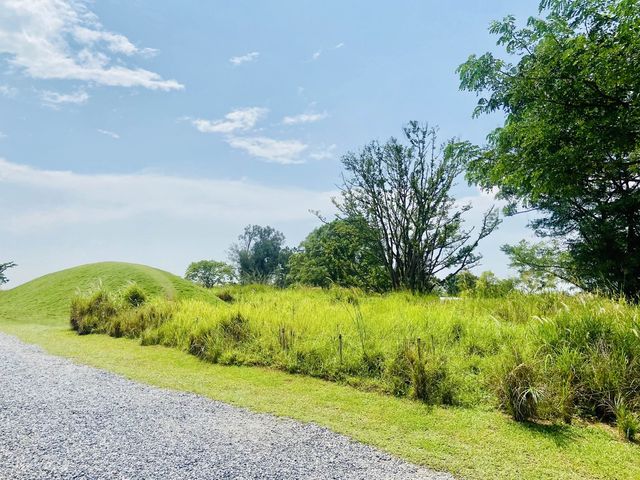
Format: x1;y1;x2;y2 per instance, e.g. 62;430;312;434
336;122;500;292
443;269;478;295
458;0;640;299
535;303;640;422
503;240;572;292
473;271;517;298
230;225;292;285
0;261;16;286
185;260;235;288
68;282;640;430
496;350;543;422
70;285;119;335
215;290;235;303
4;263;640;480
614;397;639;442
70;283;174;337
444;270;516;297
121;283;147;307
0;262;219;326
288;217;390;291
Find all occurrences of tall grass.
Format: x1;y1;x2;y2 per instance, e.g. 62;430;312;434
70;284;640;438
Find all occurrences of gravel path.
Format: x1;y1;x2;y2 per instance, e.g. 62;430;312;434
0;333;453;480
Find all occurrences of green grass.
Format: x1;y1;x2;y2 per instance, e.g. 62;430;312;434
1;262;639;479
0;261;218;324
74;283;640;428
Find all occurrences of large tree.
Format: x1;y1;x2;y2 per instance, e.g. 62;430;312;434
458;0;640;298
336;122;500;292
0;261;16;287
288;217;391;291
185;260;235;288
230;225;292;285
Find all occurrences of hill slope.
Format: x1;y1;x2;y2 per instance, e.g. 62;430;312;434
0;262;218;324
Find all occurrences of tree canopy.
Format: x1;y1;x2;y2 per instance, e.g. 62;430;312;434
288;217;390;291
336;122;500;292
0;261;16;287
185;260;235;288
230;225;292;285
458;0;640;298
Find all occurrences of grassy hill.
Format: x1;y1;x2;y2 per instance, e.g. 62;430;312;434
0;262;218;324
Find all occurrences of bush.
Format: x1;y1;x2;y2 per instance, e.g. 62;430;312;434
107;301;175;338
215;290;235;303
385;343;414;396
360;351;385;377
70;287;119;335
121;283;147;307
219;312;252;343
536;305;640;421
384;340;457;405
497;351;542;422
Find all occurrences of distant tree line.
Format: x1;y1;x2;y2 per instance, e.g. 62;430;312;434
185;123;502;293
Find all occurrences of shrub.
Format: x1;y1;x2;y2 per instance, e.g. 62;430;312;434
384;340;457;405
536;306;640;421
107;301;175;338
219;312;252;343
215;290;235;303
497;351;542;422
360;351;385;377
385;343;414;396
121;283;147;307
188;327;222;362
70;287;119;335
290;347;326;377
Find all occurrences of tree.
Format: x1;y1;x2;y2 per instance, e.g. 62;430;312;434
336;122;500;292
0;261;16;287
442;269;478;296
474;271;517;298
185;260;235;288
502;241;569;293
288;217;391;291
458;0;640;298
230;225;291;285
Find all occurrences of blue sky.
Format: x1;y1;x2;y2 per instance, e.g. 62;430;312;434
0;0;541;286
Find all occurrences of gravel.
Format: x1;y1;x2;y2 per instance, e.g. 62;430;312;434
0;333;453;480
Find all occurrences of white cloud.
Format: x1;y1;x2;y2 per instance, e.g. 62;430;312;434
0;132;6;139
226;136;308;165
310;144;337;160
41;89;89;106
229;51;259;66
0;0;182;90
0;85;18;97
192;107;268;134
97;129;120;139
72;27;157;57
311;50;322;61
282;111;328;125
334;42;344;49
0;158;333;232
